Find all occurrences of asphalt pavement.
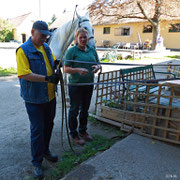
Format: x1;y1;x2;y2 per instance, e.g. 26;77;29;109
62;134;180;180
0;48;180;179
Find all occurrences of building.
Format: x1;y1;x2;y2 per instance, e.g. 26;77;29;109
91;16;180;50
49;9;180;50
8;13;38;43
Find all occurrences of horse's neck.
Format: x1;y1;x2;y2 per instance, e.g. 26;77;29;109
46;28;57;45
50;18;79;59
61;18;79;54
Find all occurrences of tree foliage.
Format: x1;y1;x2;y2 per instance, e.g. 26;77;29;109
0;19;13;42
89;0;180;49
48;14;57;26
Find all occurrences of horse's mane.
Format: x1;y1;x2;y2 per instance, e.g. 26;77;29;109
49;13;95;59
48;14;89;44
46;28;57;44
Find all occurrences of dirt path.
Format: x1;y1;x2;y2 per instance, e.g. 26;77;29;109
0;51;180;179
0;76;119;180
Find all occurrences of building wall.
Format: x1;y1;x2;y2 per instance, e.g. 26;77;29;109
93;20;180;49
13;14;37;43
12;29;18;41
161;20;180;49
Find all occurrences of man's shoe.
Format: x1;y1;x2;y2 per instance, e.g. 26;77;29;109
44;151;58;162
79;132;93;141
34;166;43;179
73;136;85;145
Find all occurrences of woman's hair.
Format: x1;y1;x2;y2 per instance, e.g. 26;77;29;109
75;27;88;39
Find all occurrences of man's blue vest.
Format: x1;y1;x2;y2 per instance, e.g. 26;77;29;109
17;37;55;104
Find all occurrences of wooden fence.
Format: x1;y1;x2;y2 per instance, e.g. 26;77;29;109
95;69;180;144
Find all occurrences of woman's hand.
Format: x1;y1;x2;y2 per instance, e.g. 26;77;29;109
78;68;89;76
92;65;101;73
64;66;88;76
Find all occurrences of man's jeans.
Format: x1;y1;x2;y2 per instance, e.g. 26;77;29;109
25;98;56;167
68;85;94;138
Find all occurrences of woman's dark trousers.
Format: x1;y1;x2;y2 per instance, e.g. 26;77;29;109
68;85;93;138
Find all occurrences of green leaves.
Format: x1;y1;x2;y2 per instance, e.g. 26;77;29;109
48;14;57;26
0;67;17;76
0;19;13;42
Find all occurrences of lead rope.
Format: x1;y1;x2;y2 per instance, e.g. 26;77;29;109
58;68;75;153
95;65;102;90
57;5;78;153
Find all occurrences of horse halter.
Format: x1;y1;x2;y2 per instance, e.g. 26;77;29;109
78;19;94;41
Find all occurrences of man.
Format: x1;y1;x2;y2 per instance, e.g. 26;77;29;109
16;20;59;178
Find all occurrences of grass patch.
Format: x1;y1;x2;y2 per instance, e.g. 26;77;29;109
143;57;164;59
124;58;141;61
100;58;141;62
26;116;125;180
48;135;116;179
88;115;99;124
0;67;17;76
100;59;113;63
144;55;179;60
89;115;119;131
164;55;180;59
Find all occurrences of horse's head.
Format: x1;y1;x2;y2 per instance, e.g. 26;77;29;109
76;12;96;49
49;12;96;59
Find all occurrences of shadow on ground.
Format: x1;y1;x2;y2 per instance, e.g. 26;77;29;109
0;76;121;180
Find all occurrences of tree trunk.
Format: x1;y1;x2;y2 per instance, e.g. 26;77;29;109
152;22;160;50
152;0;162;50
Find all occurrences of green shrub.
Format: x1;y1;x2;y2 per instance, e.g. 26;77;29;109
125;55;133;60
117;54;123;60
0;67;17;76
0;19;14;42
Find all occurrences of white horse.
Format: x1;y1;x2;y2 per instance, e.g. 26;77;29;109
49;12;96;60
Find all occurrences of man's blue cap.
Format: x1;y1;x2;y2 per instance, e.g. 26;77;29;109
32;20;51;36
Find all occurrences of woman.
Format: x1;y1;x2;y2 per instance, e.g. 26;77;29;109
64;28;101;145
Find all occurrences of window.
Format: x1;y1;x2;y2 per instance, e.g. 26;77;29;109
103;27;110;34
114;28;121;36
120;27;131;36
114;27;131;36
143;25;153;33
169;23;180;32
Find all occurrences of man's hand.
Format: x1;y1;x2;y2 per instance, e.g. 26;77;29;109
92;65;101;73
45;73;59;84
78;68;89;76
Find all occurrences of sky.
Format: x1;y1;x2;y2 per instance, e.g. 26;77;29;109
0;0;94;22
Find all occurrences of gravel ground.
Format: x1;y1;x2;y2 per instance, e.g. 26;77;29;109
0;76;119;179
0;47;180;179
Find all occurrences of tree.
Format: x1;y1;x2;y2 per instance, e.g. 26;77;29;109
48;14;57;26
0;19;13;42
89;0;180;50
